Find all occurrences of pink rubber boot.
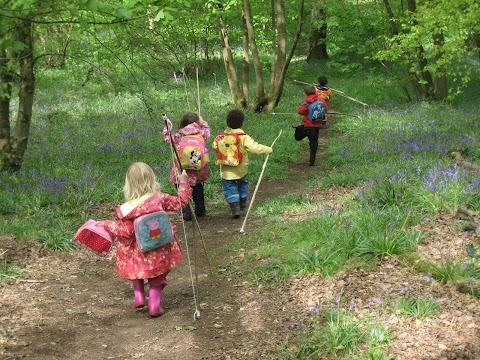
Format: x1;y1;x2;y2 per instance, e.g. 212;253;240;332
133;279;145;309
148;274;168;317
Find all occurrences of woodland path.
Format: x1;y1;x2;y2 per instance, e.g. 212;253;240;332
1;123;479;360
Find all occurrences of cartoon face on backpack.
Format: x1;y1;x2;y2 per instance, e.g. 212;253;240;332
214;132;246;166
178;135;209;171
189;149;202;168
134;211;174;253
145;217;162;240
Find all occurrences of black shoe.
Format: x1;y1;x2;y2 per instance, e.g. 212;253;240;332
309;154;316;166
182;206;192;221
195;207;206;218
229;202;241;219
240;198;249;212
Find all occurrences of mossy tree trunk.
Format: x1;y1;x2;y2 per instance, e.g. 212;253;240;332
0;19;35;171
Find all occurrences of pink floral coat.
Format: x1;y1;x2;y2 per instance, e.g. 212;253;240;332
162;120;211;187
103;184;192;280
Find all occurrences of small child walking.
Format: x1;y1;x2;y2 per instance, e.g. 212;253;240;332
315;75;333;108
295;85;328;166
316;75;332;129
103;162;192;317
162;112;211;221
213;109;272;218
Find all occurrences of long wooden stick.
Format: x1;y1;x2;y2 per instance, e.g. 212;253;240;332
272;112;361;119
292;79;369;107
240;130;283;234
196;68;201;116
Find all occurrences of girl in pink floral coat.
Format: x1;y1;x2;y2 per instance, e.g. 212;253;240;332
163;112;211;221
103;162;192;317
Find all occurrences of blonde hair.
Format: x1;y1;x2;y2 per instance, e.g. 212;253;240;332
123;162;160;202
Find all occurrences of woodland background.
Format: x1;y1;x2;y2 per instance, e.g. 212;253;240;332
1;1;480;359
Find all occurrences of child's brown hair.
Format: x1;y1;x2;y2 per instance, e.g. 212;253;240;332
179;112;199;129
318;76;328;86
304;85;316;96
226;109;244;129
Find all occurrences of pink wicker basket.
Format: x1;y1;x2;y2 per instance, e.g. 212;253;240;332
74;220;113;257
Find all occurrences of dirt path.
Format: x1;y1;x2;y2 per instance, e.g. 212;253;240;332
0;124;322;360
1;124;479;360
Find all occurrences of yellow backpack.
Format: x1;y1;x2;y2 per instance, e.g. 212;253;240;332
214;132;246;166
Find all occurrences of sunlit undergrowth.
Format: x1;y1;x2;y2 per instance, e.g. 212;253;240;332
241;88;480;285
0;65;305;249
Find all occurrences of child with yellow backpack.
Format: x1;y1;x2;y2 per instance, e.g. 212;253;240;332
213;109;272;218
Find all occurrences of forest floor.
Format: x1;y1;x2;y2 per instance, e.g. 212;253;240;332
1;124;479;360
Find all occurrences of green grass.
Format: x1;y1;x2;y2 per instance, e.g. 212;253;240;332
397;296;440;319
0;65;305;247
291;302;391;359
0;251;25;283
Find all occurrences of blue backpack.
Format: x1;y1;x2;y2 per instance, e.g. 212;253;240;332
306;100;326;123
133;211;174;253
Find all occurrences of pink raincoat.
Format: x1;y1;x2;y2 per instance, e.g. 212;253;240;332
162;120;211;186
103;183;192;280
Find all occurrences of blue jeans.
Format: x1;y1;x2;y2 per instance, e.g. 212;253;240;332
221;177;249;204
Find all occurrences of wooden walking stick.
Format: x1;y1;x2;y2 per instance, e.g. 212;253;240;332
162;114;213;275
239;130;283;234
292;79;369;107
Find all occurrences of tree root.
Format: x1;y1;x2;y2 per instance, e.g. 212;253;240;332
451;151;480;172
401;252;480;298
455;204;480;238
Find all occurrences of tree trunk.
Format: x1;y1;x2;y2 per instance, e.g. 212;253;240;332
11;20;35;170
0;20;35;171
241;14;250;102
0;47;13;168
382;0;398;35
265;0;305;112
218;0;304;112
407;0;434;99
243;0;265;102
269;0;276;89
307;0;328;62
218;16;246;107
433;32;448;100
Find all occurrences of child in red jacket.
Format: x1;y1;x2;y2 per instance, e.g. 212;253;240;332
103;162;191;317
295;86;328;166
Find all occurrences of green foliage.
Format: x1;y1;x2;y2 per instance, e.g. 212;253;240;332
373;0;480;99
430;256;461;284
254;194;315;217
0;64;300;248
291;297;391;359
0;252;24;283
397;296;440;319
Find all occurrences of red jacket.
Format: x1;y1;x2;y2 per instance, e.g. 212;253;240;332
297;94;328;128
104;184;192;280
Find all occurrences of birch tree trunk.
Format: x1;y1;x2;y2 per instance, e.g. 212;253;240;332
218;0;304;112
218;16;246;107
241;14;250;102
242;0;265;102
